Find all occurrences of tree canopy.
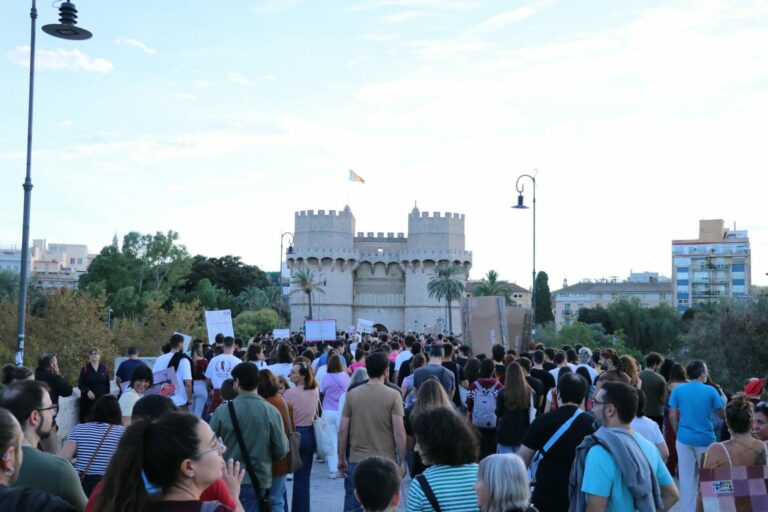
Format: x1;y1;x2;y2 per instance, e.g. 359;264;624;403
534;271;554;326
472;270;516;306
427;262;466;334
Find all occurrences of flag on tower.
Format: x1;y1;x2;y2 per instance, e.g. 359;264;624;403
349;170;365;184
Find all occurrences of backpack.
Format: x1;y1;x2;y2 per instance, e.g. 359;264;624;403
471;385;499;428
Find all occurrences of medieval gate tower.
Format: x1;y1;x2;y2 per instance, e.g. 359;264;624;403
287;205;472;334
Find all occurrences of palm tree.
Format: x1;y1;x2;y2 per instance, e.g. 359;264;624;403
473;270;516;306
290;268;325;320
235;286;269;311
427;262;466;334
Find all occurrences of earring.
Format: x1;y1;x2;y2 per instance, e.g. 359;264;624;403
4;468;14;477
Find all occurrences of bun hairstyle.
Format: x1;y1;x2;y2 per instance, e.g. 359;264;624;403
726;393;754;434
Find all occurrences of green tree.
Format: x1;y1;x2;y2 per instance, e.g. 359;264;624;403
0;271;20;304
236;286;270;311
233;309;281;338
185;255;269;297
122;231;191;295
680;296;768;392
534;271;554;326
473;270;515;305
427;262;466;334
291;269;325;320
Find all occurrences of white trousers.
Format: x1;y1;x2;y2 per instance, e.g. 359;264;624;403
676;440;708;512
323;409;340;473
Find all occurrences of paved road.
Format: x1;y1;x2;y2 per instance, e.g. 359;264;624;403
285;456;409;511
285;456;683;511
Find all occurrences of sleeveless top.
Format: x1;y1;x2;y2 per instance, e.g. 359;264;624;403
714;441;768;467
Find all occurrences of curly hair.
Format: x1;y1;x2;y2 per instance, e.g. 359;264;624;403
726;393;754;434
411;407;479;465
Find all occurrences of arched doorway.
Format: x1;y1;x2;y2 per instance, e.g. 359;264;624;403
373;323;388;333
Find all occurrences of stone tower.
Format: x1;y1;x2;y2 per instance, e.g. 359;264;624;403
287;206;472;334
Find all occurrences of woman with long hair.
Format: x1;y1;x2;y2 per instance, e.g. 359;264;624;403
93;412;242;512
495;363;534;454
664;362;689;476
244;345;267;369
257;369;295;512
60;395;125;496
78;348;110;423
320;354;350;479
474;454;537;512
408;407;480;510
190;340;209;417
405;379;454;477
282;360;319;512
619;355;642;389
118;364;153;425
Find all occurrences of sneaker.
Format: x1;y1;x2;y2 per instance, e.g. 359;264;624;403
316;456;326;463
286;473;293;481
329;471;341;480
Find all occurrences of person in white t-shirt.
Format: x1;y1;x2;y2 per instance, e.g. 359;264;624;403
393;335;415;383
152;333;193;409
632;388;669;462
205;336;242;413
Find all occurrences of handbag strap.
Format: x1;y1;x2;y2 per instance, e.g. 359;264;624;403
542;407;582;453
81;424;113;476
416;474;441;512
280;398;295;432
227;401;264;494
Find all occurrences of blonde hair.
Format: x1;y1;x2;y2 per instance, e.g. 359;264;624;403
477;454;531;512
411;379;452;418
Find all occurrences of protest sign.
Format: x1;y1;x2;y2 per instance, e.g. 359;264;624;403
205;310;234;343
272;328;290;339
305;319;336;342
357;318;373;334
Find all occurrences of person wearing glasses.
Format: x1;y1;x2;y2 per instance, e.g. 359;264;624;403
92;412;244;512
0;380;87;510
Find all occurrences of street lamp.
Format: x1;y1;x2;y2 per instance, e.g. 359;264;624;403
16;1;92;366
512;170;537;339
278;231;294;287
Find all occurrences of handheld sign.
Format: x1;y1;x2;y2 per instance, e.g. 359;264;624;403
205;310;234;344
357;318;374;335
305;319;337;342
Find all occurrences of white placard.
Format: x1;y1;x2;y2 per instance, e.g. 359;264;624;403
305;319;337;342
347;325;356;335
205;310;234;343
357;318;374;334
272;328;290;340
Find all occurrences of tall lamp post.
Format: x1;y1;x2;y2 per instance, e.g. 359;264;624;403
512;171;537;339
16;1;92;366
278;232;294;287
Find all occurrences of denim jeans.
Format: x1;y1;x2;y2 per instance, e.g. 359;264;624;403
270;474;287;512
240;484;270;512
292;425;316;512
343;462;363;512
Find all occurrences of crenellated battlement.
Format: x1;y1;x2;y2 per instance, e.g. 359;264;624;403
408;210;465;220
355;232;406;240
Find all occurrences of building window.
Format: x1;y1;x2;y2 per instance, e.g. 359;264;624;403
732;279;745;286
376;248;383;255
77;258;83;264
676;279;689;286
70;258;75;264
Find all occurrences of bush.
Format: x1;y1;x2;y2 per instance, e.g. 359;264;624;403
233;309;281;339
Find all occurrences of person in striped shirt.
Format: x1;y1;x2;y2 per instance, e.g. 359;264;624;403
407;407;480;511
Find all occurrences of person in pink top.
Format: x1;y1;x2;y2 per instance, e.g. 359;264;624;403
348;348;366;375
283;359;320;512
320;354;350;479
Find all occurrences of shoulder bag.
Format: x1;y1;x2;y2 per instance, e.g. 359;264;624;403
79;424;113;481
227;401;271;511
529;408;582;485
415;474;441;512
313;395;334;458
280;398;303;472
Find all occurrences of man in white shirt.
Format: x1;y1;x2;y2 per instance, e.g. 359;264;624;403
393;334;415;383
206;336;243;413
152;333;193;410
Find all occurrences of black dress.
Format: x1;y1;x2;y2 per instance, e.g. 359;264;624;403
77;363;110;422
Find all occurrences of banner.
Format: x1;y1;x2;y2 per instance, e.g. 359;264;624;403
205;310;234;343
272;328;290;339
357;318;374;334
305;319;337;342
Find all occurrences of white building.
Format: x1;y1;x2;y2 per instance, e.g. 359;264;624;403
287;206;472;334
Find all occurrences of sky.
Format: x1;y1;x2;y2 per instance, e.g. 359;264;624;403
1;0;767;292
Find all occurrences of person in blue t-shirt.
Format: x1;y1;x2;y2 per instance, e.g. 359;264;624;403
582;382;680;511
668;360;725;512
115;347;145;391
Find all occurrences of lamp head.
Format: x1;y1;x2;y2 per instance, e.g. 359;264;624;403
42;2;92;40
512;194;528;209
286;245;294;255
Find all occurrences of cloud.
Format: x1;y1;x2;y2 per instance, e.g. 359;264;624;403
59;120;74;129
8;46;113;73
379;10;427;22
114;38;156;54
227;72;277;85
471;3;547;34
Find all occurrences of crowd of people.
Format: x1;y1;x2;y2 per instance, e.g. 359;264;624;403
2;328;768;512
